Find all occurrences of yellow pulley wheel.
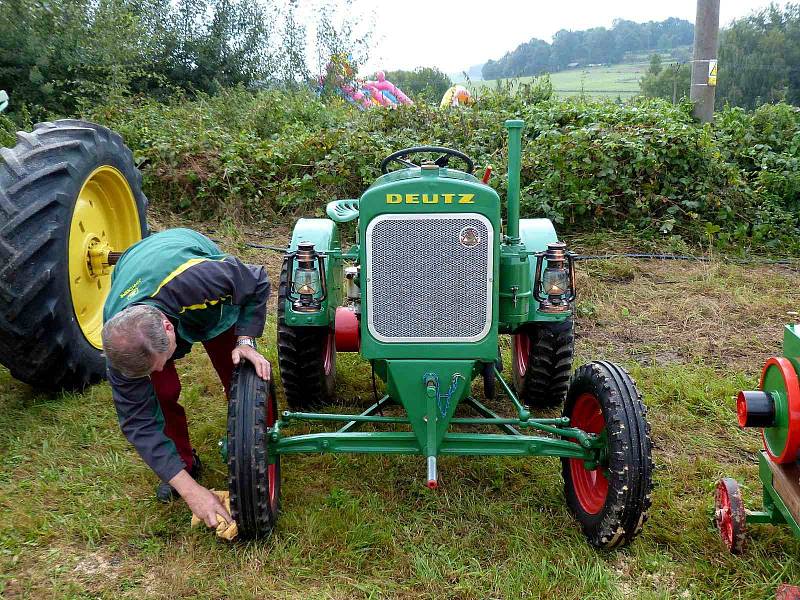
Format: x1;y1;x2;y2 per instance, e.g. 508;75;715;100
68;166;142;349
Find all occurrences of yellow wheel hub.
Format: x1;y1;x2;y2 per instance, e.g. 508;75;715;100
69;166;141;349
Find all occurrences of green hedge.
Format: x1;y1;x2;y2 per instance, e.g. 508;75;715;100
16;84;798;252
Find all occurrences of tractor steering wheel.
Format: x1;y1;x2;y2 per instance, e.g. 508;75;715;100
380;146;475;174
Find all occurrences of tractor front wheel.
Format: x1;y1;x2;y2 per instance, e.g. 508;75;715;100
562;361;653;549
512;318;574;409
227;362;281;539
276;258;336;410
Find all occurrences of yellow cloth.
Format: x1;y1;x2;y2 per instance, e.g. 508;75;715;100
190;490;239;541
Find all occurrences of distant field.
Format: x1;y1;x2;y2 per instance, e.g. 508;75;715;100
470;61;649;99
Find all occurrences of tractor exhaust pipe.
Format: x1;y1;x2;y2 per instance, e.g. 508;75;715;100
504;119;524;244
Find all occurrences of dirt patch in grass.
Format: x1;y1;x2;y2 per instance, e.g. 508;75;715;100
575;257;800;372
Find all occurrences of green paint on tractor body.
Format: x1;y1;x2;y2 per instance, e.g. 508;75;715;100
275;119;590;484
729;323;800;545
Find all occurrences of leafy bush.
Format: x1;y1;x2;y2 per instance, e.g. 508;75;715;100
77;85;800;253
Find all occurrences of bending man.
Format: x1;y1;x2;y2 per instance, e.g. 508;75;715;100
101;228;270;529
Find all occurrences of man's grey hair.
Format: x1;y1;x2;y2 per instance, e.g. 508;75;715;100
102;305;170;378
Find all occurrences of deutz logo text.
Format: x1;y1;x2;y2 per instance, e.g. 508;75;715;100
385;193;475;204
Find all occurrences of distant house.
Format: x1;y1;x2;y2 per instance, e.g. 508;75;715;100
567;62;580;68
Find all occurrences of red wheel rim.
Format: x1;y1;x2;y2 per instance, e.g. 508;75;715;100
760;356;800;464
736;391;749;428
568;392;609;514
323;329;335;376
514;333;530;378
266;392;278;510
715;480;735;551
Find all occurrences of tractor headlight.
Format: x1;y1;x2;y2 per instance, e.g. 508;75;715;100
534;242;576;313
286;241;328;313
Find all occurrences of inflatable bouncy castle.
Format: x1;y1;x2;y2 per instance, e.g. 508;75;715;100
320;54;413;110
440;84;473;108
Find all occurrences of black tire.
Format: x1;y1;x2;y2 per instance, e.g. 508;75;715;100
512;318;574;409
482;362;496;400
0;119;148;390
276;257;336;410
227;361;280;539
562;361;653;549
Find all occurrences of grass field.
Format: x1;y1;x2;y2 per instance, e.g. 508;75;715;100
463;48;691;100
472;62;649;100
2;216;800;599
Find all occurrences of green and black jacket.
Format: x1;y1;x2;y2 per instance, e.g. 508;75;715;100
103;228;270;482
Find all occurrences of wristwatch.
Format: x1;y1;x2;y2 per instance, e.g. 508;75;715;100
236;337;256;349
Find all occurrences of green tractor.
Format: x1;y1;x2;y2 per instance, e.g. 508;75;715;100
228;120;654;548
0;92;148;390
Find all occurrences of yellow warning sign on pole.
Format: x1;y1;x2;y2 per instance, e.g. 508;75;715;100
708;59;718;86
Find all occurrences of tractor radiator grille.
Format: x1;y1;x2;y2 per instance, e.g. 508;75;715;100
365;214;493;342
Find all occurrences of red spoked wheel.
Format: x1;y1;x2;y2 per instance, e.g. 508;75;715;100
562;361;653;549
513;333;531;379
323;327;335;376
266;380;280;515
714;478;746;554
568;393;609;514
228;362;281;539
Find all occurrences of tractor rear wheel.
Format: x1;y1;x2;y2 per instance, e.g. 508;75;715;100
562;361;653;549
276;258;336;410
227;362;281;539
0;120;147;390
512;318;574;409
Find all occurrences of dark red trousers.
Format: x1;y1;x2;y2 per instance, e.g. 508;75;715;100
149;327;236;470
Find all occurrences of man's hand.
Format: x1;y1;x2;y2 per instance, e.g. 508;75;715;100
170;470;232;528
232;338;271;380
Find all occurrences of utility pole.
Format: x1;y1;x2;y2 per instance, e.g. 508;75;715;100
690;0;720;122
672;63;680;105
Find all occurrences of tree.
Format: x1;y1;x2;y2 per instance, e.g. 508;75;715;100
640;54;690;103
717;4;800;109
481;18;694;80
382;67;451;103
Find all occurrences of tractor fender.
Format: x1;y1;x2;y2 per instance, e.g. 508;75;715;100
519;217;558;258
285;218;342;326
288;218;340;253
519;218;568;322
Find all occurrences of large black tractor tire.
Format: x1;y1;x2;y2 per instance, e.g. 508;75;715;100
562;361;653;550
512;318;574;409
0;120;148;391
276;258;336;410
227;362;281;539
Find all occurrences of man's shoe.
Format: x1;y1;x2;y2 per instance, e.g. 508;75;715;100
189;449;202;479
156;480;180;503
155;450;202;503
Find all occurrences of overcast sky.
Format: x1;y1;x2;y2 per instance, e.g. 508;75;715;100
322;0;786;75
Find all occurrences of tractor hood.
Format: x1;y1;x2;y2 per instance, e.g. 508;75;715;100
359;165;500;224
357;165;501;362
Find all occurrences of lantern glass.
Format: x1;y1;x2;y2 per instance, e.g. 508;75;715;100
543;267;569;297
294;267;320;296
